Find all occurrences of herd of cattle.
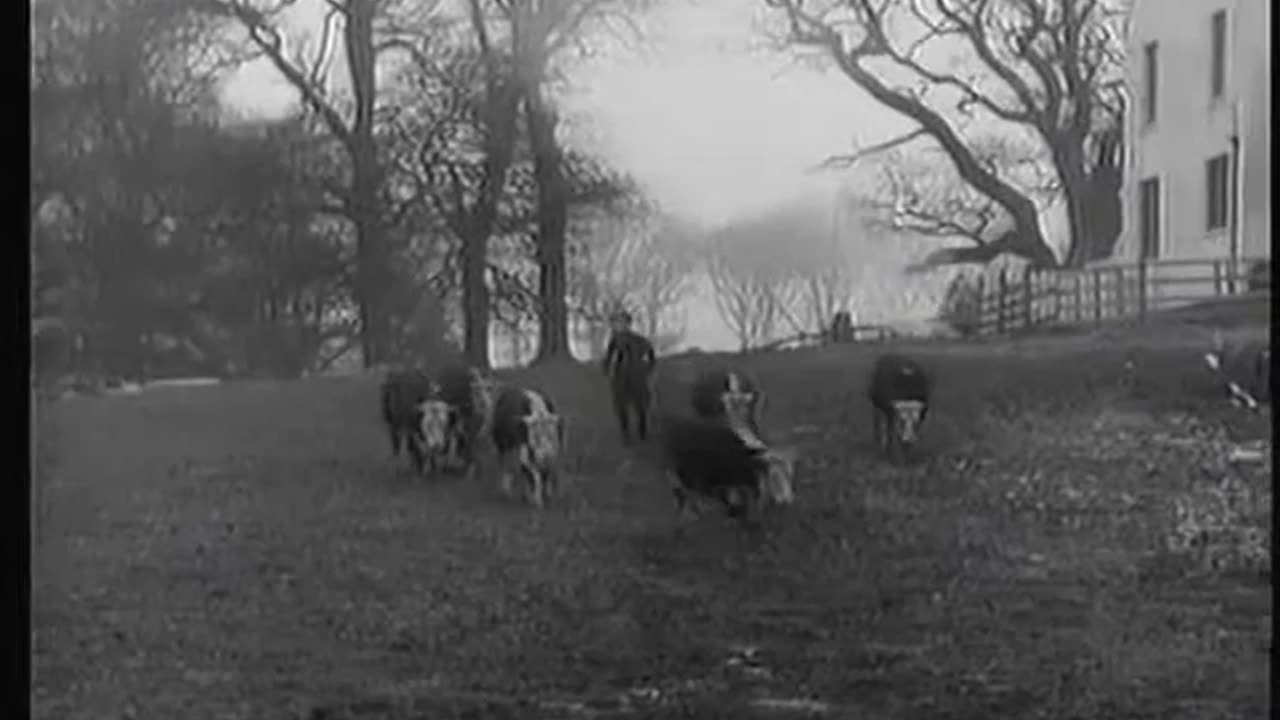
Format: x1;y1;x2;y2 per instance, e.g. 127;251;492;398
378;330;1271;523
378;348;934;522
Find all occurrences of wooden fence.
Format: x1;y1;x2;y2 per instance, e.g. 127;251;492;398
726;256;1269;353
965;256;1270;336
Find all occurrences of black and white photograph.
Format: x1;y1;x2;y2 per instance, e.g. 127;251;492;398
31;0;1272;717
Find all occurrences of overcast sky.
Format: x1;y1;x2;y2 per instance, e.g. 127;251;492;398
218;0;911;228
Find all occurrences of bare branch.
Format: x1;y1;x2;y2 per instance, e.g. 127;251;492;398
813;129;928;172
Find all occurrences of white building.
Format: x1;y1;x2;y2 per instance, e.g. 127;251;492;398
1120;0;1271;267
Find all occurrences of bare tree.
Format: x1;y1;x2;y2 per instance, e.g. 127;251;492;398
379;1;525;369
571;208;695;356
498;0;659;362
789;208;855;333
861;131;1063;271
204;0;405;366
704;235;800;352
770;0;1128;269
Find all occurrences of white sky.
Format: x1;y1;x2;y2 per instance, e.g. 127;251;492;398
219;0;911;228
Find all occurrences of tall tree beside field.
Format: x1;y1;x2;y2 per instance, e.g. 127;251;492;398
770;0;1127;269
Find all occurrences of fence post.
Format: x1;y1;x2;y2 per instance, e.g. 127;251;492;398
1021;265;1033;330
996;267;1008;334
1092;269;1103;325
1073;273;1082;322
1212;260;1223;297
1114;267;1126;317
973;275;986;336
1137;261;1148;318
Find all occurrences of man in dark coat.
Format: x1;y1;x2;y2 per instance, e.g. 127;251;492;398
602;309;657;444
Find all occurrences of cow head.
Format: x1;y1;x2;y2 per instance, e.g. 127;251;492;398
891;399;926;446
522;413;562;468
515;391;563;504
416;399;453;452
469;370;498;431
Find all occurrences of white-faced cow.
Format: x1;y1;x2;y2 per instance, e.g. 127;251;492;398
414;397;456;474
659;414;795;523
379;368;435;475
490;386;565;508
867;353;932;463
690;368;765;441
430;363;499;477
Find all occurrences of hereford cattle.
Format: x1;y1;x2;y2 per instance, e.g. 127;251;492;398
379;368;435;474
415;398;456;474
867;352;932;463
658;414;794;523
689;368;765;440
432;363;498;476
489;386;565;508
602;310;658;444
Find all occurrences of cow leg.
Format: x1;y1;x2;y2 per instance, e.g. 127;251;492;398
406;434;426;476
527;467;545;509
497;450;515;498
388;426;403;458
542;461;560;501
885;416;902;465
870;406;883;455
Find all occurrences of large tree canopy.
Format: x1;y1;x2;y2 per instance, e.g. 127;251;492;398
769;0;1128;269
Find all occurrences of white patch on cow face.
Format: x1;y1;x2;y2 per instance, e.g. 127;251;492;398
516;390;561;501
721;374;755;427
891;400;925;444
733;423;767;451
467;372;497;435
417;400;452;451
759;450;795;505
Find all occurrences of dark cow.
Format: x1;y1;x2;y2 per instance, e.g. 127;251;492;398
489;386;565;508
658;414;794;522
432;363;497;476
602;311;657;444
867;353;932;463
690;368;765;441
379;368;435;474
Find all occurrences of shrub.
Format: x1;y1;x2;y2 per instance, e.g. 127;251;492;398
937;273;983;337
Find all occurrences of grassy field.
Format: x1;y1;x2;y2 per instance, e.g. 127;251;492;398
32;325;1272;720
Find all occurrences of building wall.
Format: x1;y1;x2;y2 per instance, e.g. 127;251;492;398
1121;0;1271;264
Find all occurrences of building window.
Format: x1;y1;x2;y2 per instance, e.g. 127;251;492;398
1143;41;1159;124
1139;177;1161;259
1206;153;1232;230
1211;10;1227;99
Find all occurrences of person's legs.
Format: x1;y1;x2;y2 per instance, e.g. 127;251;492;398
610;380;633;443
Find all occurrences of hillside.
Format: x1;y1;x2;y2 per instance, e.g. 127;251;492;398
33;325;1271;719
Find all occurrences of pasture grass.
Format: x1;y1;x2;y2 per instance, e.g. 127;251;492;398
32;327;1271;719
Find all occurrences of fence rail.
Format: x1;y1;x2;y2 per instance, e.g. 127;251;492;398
962;255;1270;337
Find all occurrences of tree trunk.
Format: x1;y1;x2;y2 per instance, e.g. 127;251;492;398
526;88;572;363
344;0;390;369
460;228;491;369
350;162;391;367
